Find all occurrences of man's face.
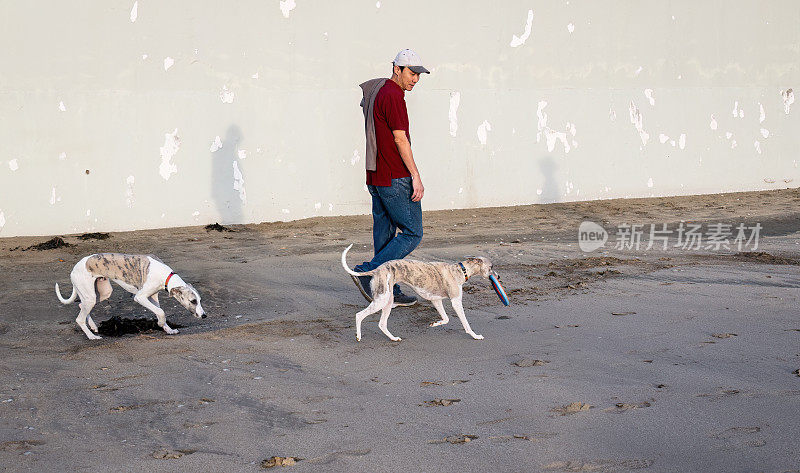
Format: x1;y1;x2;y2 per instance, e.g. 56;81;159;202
394;65;420;91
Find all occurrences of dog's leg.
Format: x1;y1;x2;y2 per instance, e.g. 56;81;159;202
429;299;450;327
76;292;101;340
355;296;389;341
133;292;178;335
377;295;401;341
451;296;483;340
87;278;113;333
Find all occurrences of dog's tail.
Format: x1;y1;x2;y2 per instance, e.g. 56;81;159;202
341;244;375;277
55;283;77;304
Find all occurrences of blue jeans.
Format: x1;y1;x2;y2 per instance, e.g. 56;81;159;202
355;177;422;294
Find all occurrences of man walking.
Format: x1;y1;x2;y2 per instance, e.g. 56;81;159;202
352;49;430;305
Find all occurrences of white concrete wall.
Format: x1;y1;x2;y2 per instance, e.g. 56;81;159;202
1;1;798;237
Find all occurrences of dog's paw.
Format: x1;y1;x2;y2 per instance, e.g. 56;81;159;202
88;334;102;340
429;320;448;327
390;336;402;342
471;333;484;340
165;328;179;335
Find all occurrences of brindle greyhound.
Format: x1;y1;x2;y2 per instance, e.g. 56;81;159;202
55;254;205;340
341;244;496;341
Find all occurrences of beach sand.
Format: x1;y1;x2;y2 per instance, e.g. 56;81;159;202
0;188;799;472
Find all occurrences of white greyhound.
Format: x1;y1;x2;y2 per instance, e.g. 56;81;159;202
56;254;205;340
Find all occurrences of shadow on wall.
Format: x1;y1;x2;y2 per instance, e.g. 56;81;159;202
211;125;245;224
538;156;560;204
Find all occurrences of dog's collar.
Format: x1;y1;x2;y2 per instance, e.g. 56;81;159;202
164;272;175;291
458;262;469;280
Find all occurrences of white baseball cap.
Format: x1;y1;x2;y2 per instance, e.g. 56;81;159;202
393;49;430;74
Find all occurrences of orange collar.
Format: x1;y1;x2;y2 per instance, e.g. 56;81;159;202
164;272;175;291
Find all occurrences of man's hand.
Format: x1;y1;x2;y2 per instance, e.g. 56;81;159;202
392;130;424;202
411;174;424;202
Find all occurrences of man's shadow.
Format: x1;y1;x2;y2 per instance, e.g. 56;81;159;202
211;125;245;224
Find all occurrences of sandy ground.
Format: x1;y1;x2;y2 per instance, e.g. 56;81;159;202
1;188;799;472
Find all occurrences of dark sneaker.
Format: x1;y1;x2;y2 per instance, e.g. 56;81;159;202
351;275;372;302
392;291;417;307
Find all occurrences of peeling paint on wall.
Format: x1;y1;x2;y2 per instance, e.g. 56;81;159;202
58;101;66;112
164;57;174;71
647;177;654;188
0;211;5;231
783;88;794;114
477;120;491;145
609;106;616;121
350;150;361;166
125;175;135;207
238;149;247;160
210;136;223;152
754;140;762;154
679;133;686;150
49;187;59;205
449;91;460;137
158;129;180;180
732;101;744;118
58;152;67;161
536;101;572;153
233;161;246;204
567;23;575;34
219;86;235;104
510;10;533;47
8;159;19;171
759;103;766;123
280;0;297;18
130;1;138;22
629;101;649;146
709;115;718;130
644;89;655;106
760;128;770;138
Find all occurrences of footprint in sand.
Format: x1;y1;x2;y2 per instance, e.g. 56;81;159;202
710;426;766;449
551;402;592;416
489;432;558;443
429;435;478;444
543;458;654;471
512;358;549;367
262;456;302;468
424;398;461;407
697;387;745;401
603;400;653;413
152;448;196;459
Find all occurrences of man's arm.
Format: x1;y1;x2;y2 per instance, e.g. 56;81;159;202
392;129;424;202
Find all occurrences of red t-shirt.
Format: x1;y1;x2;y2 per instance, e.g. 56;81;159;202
366;79;411;186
